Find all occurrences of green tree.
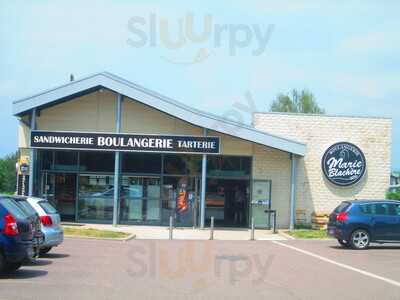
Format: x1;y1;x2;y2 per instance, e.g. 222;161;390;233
0;152;18;194
270;89;325;114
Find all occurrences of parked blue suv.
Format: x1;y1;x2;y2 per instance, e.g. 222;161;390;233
0;196;34;273
328;200;400;249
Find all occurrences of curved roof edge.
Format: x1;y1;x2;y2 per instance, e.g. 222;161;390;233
12;72;306;156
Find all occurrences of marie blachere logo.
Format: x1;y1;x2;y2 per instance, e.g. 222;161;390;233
321;142;366;186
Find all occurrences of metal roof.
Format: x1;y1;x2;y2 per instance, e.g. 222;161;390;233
12;72;306;156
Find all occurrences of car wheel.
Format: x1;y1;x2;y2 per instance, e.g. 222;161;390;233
39;247;52;256
350;229;370;250
337;239;350;247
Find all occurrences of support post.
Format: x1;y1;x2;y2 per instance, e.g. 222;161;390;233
210;216;214;240
28;108;37;196
113;94;123;227
200;128;208;229
289;154;298;230
250;217;255;240
273;211;277;234
169;216;173;240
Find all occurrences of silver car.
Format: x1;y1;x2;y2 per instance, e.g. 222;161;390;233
26;197;64;255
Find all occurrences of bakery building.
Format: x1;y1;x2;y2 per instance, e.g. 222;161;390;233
13;72;392;229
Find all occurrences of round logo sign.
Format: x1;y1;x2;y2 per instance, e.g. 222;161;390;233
321;142;366;186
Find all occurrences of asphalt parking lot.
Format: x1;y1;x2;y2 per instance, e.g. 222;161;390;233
1;238;400;300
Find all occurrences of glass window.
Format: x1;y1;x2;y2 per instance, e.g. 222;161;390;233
38;201;58;214
376;203;390;215
120;176;161;222
54;151;78;171
207;156;251;177
14;199;37;217
361;203;399;216
78;175;114;221
161;176;198;226
0;197;28;219
79;151;115;173
394;204;400;216
122;153;161;174
334;202;351;213
39;150;53;170
163;154;201;175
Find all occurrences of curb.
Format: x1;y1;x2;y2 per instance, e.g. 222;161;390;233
278;231;296;240
65;233;136;241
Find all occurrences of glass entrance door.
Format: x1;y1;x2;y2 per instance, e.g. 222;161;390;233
55;173;77;221
41;172;55;204
41;173;77;221
161;176;201;227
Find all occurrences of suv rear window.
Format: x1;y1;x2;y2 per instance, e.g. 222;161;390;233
334;202;351;213
38;201;58;214
0;198;28;219
15;200;37;216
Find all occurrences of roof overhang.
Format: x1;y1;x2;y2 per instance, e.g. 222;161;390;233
13;72;306;156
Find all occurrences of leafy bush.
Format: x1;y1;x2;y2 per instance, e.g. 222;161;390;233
387;190;400;200
0;152;18;194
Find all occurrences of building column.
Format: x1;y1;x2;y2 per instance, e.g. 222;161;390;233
289;153;298;230
113;94;123;226
200;128;208;229
28;108;37;196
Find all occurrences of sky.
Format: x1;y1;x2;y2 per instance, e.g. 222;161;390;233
0;1;399;170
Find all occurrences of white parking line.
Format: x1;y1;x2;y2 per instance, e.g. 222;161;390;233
273;241;400;288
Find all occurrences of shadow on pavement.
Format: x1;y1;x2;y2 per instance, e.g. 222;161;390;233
330;245;400;251
24;259;53;267
0;269;48;279
41;253;70;259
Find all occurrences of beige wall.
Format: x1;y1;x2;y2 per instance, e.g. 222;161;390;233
37;90;117;132
18;90;117;149
18;121;30;148
252;144;291;228
121;98;202;136
254;112;392;223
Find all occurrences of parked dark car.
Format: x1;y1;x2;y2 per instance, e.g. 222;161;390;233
0;196;34;273
328;200;400;249
11;196;44;259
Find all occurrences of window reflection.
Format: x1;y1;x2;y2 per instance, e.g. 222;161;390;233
164;155;201;175
119;176;161;223
207;156;251;177
161;176;198;226
78;175;114;220
122;153;161;174
54;151;78;171
79;152;115;172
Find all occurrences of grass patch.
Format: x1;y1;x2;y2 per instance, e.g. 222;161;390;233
0;192;15;196
286;229;330;239
63;227;131;239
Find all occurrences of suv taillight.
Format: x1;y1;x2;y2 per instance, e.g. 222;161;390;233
336;212;349;222
4;214;19;236
40;215;53;227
